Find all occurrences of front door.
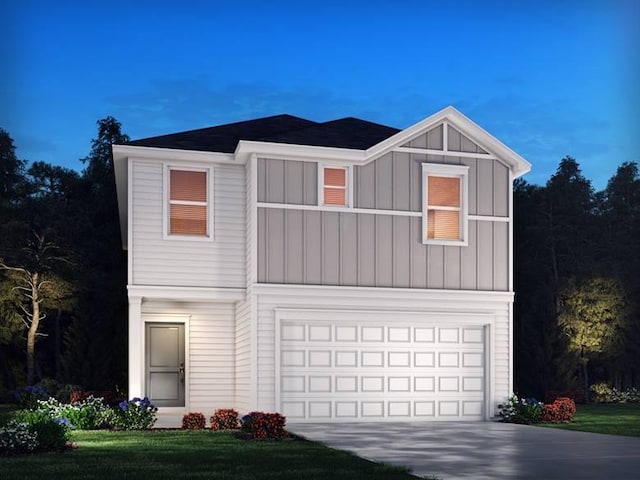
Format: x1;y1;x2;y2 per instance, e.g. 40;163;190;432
146;323;185;407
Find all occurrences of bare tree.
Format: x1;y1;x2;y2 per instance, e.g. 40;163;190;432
0;231;72;385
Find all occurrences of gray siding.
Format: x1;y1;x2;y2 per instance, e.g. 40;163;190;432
258;210;508;291
257;154;509;218
257;158;316;205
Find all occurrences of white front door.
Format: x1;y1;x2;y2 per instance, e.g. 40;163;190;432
146;323;185;407
278;320;486;422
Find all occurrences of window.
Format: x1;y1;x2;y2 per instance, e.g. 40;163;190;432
320;166;351;207
167;168;210;238
422;164;468;245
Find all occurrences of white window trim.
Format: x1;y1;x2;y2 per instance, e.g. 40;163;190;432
318;164;354;208
422;163;469;246
163;164;214;242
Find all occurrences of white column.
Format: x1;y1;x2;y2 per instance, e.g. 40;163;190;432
128;295;143;399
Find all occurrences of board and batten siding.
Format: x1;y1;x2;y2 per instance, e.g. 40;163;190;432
258;211;508;290
130;160;246;288
257;152;509;217
256;151;510;290
142;301;236;412
253;287;511;415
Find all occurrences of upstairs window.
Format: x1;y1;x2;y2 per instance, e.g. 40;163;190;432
422;164;468;245
321;166;350;207
168;168;210;237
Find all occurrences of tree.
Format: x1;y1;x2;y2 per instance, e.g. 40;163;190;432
0;231;73;385
62;117;129;389
558;277;630;398
0;128;27;206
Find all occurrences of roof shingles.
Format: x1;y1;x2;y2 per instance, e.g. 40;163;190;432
126;114;399;153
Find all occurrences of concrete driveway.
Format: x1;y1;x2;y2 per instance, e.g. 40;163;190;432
291;421;640;480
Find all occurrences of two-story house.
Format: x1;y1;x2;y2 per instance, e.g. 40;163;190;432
113;106;530;422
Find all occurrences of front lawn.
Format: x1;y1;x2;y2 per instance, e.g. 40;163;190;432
0;429;419;479
540;403;640;437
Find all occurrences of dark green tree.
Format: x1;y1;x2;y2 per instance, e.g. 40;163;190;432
61;117;129;389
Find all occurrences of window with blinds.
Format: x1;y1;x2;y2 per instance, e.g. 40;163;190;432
422;163;468;245
323;167;348;206
168;169;208;236
426;175;461;241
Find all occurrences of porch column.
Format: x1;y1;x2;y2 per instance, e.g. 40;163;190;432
128;295;143;399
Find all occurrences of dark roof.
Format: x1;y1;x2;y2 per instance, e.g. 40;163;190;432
126;114;399;153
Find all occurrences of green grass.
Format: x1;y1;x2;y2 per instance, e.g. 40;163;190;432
0;429;420;479
540;403;640;437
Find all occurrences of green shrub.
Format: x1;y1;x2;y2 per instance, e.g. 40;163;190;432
115;397;157;430
12;410;72;452
590;383;640;403
36;396;113;430
0;421;39;454
498;394;544;424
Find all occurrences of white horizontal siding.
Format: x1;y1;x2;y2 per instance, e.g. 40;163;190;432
235;298;252;413
254;286;511;416
142;300;236;413
131;160;246;288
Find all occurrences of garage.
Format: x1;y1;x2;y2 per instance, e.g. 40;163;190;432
277;317;488;422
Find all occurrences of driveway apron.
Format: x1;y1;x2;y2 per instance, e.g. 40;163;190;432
291;421;640;480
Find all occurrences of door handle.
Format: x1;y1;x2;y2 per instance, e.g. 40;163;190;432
179;363;185;383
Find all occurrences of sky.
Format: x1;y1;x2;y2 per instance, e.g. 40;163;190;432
1;0;638;189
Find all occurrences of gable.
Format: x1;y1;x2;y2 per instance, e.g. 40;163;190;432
400;124;488;155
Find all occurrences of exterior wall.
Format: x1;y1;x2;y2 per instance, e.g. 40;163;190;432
142;300;236;412
256;151;510;289
130;159;246;288
257;153;509;216
234;299;252;413
257;212;508;290
252;284;512;417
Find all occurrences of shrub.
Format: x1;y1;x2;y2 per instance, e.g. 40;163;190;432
240;411;287;440
35;395;113;430
542;397;576;423
115;397;157;430
210;409;239;430
0;421;39;454
12;410;72;452
13;386;48;410
182;412;206;430
590;383;640;404
497;395;544;424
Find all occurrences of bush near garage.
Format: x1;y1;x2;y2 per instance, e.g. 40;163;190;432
240;412;287;440
541;397;576;423
497;395;544;424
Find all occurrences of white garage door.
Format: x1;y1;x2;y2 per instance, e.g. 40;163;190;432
278;321;486;422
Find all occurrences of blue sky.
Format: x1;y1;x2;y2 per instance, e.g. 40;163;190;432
2;0;638;188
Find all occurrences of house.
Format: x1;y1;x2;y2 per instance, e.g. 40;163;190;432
112;106;531;422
